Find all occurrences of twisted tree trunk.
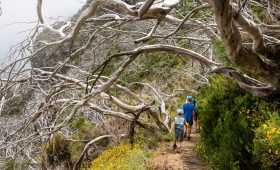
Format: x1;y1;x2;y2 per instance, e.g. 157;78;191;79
213;0;280;99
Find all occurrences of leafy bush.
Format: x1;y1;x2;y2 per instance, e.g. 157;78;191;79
135;129;162;149
69;116;105;163
197;75;272;169
254;114;280;169
86;143;146;170
42;132;71;168
161;132;174;142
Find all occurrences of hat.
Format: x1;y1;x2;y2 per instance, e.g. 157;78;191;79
186;96;193;101
177;109;183;115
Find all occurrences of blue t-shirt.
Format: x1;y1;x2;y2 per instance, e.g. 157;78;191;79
182;103;195;122
174;117;185;129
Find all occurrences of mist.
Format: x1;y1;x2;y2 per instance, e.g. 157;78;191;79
0;0;86;59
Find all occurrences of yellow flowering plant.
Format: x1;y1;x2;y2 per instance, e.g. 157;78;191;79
84;142;146;170
253;114;280;168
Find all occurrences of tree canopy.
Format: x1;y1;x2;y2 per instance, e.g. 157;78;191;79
0;0;280;169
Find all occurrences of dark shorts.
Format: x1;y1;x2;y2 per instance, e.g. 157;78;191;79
194;111;199;121
175;128;184;142
186;120;193;126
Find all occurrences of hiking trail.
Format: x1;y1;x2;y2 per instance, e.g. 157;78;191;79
146;131;208;170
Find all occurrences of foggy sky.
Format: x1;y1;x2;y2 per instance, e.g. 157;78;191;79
0;0;86;59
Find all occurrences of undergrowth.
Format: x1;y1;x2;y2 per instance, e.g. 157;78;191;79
197;75;279;169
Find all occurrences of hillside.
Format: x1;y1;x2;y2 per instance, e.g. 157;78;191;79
0;0;280;169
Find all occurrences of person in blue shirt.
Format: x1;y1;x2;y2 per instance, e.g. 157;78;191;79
170;109;186;151
182;96;195;140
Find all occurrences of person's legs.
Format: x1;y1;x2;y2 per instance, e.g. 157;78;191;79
188;125;192;138
174;129;179;149
196;119;201;133
187;121;193;140
179;129;183;147
195;112;200;133
173;141;177;149
176;129;183;152
195;121;198;132
177;141;182;152
173;139;177;149
179;141;182;148
194;112;198;131
184;124;187;138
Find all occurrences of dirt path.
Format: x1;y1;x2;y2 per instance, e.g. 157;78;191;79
146;132;208;170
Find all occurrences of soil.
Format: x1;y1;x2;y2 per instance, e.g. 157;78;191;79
146;131;208;170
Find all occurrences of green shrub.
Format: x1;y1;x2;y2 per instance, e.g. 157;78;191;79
213;40;233;66
69;116;105;163
42;132;71;168
161;132;174;142
253;114;280;169
135;129;162;149
197;75;271;169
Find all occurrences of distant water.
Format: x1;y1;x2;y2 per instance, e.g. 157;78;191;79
0;0;86;61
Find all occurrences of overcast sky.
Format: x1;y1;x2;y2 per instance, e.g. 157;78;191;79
0;0;86;59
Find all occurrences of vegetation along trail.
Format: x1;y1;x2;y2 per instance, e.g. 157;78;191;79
147;131;208;170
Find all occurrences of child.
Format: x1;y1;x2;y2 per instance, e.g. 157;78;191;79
170;109;186;151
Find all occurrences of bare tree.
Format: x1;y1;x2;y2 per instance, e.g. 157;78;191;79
1;0;280;168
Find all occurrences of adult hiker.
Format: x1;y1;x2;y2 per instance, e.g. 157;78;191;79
170;109;186;151
182;96;195;140
193;98;201;133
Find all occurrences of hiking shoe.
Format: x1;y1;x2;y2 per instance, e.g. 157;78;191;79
173;144;177;150
184;134;187;138
187;136;191;140
176;148;181;153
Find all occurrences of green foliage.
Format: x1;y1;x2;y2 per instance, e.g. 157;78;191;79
42;132;71;167
175;1;196;19
2;158;31;170
69;116;105;163
70;116;98;140
193;8;213;22
251;6;266;21
197;75;273;169
135;129;162;149
133;128;174;150
213;40;233;66
101;56;124;77
175;1;212;22
121;52;188;85
41;117;103;167
254;114;280;169
161;132;174;142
